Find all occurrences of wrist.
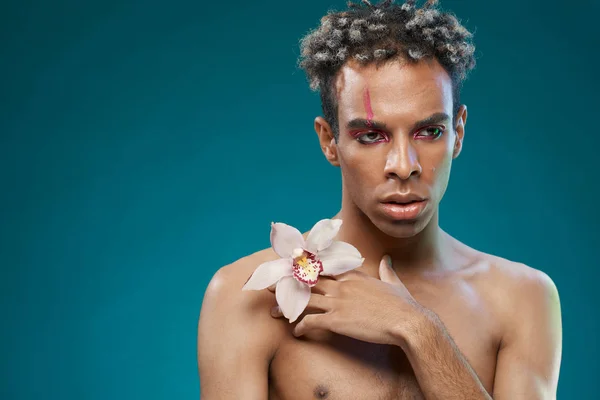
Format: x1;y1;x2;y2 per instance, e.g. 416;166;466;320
391;303;440;353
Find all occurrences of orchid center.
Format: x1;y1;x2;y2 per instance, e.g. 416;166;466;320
291;248;323;286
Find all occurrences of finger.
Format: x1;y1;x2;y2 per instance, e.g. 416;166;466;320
312;277;337;295
293;312;332;337
307;292;332;311
329;269;369;282
271;293;331;318
267;283;277;293
270;305;283;317
378;255;403;286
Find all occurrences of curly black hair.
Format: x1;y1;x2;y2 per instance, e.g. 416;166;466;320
298;0;476;139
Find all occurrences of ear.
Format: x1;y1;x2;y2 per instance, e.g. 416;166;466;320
314;116;340;167
452;104;467;159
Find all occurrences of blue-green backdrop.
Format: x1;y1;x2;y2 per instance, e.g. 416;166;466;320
1;0;598;398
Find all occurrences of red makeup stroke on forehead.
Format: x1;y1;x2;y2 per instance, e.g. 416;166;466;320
363;87;374;127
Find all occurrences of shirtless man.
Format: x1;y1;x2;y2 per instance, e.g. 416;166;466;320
197;0;562;398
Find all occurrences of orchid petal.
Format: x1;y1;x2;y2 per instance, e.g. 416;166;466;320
275;276;311;323
305;219;343;253
242;258;293;291
319;240;365;276
270;222;305;258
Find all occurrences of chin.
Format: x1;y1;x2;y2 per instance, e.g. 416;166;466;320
374;220;426;238
368;211;433;239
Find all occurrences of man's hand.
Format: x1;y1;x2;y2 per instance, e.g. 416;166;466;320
269;255;424;347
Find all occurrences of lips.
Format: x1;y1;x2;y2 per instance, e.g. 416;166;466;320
380;192;427;204
379;198;428;221
385;200;421;205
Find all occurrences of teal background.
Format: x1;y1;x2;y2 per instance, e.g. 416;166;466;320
1;0;598;398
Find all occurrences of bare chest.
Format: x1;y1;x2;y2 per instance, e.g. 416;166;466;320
268;283;501;400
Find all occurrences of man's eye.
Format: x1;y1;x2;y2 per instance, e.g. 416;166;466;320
357;132;386;144
416;127;445;138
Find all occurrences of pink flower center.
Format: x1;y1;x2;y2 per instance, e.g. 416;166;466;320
292;250;323;287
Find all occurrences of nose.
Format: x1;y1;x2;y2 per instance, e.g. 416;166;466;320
383;137;422;180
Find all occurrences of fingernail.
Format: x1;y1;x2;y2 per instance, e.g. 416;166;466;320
270;306;280;316
385;255;392;268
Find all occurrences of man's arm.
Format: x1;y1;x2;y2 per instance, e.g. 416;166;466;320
399;308;493;400
197;260;280;400
491;269;562;399
397;267;562;400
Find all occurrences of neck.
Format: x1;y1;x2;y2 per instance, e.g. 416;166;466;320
332;202;449;278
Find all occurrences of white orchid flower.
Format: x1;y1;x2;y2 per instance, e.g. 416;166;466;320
242;219;364;323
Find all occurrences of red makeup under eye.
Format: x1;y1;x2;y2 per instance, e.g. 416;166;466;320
414;125;446;139
349;129;390;145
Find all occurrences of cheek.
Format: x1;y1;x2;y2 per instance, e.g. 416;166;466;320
424;134;454;172
338;145;383;193
427;145;454;197
428;147;452;173
339;145;380;173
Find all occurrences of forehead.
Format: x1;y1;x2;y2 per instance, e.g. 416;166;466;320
334;59;453;119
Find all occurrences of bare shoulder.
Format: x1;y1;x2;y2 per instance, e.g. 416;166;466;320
452;238;561;327
452;242;563;395
197;247;289;397
205;247;280;297
197;246;287;362
480;251;559;305
200;246;284;326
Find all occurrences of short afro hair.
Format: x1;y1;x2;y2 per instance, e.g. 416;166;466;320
298;0;476;139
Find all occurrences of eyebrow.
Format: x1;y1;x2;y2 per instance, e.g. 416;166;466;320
346;112;451;131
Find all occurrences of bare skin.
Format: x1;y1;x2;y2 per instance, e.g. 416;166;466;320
197;59;562;399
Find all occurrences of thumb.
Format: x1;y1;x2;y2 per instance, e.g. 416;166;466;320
379;255;403;286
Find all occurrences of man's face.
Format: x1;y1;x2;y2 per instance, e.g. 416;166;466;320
318;58;465;238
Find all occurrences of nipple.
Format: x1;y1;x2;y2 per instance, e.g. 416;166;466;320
314;384;330;399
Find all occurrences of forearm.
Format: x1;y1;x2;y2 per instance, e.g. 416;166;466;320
394;308;492;400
